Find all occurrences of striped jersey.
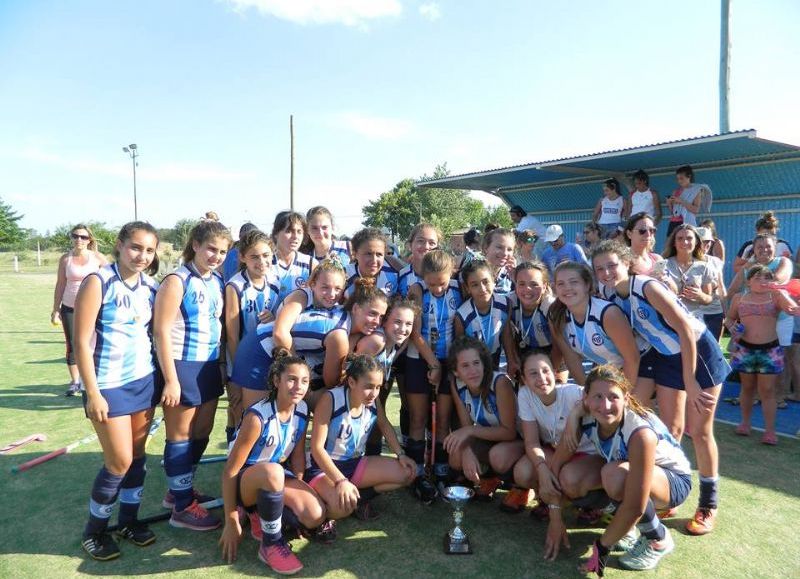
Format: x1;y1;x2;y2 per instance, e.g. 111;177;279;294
626;275;705;356
413;278;462;359
508;294;553;349
580;408;691;476
87;264;158;388
455;294;509;356
455;372;507;427
225;270;280;339
235;399;309;466
397;264;422;297
169;264;224;361
319;386;378;461
564;297;625;366
272;251;312;303
308;239;351;269
344;262;399;298
373;329;402;385
255;307;350;381
495;269;514;296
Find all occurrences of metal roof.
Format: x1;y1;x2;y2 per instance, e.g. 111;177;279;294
417;130;800;195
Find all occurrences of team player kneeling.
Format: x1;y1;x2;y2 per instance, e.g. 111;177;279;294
75;213;738;575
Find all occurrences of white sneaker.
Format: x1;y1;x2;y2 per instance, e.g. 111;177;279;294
614;527;639;551
619;529;675;570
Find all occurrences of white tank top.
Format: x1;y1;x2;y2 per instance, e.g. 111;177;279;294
630;189;656;218
598;196;624;225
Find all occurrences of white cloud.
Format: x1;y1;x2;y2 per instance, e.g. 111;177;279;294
332;111;416;141
15;146;252;182
223;0;402;28
418;2;441;21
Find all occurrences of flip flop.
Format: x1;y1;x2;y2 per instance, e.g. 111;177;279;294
761;433;778;446
735;424;751;436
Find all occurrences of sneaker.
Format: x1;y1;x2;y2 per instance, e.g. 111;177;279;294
613;527;640;551
300;519;337;544
529;501;550;521
258;540;303;575
114;522;156;546
355;500;379;521
619;530;675;570
500;488;530;513
169;500;221;531
412;476;438;505
65;383;81;397
656;507;678;520
474;476;501;502
248;510;262;541
162;488;215;510
82;532;120;561
685;507;717;536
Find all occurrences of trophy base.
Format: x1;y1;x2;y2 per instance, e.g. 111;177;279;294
444;533;472;555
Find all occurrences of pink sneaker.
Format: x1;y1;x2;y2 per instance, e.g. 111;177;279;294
258;540;304;575
162;488;215;510
169;500;221;531
249;510;262;541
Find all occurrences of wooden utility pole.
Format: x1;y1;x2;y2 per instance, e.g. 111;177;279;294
290;115;295;210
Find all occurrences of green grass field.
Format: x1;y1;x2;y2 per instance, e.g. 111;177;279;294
0;271;798;578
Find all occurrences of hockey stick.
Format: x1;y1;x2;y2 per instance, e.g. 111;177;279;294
0;433;47;455
105;497;224;532
11;432;98;473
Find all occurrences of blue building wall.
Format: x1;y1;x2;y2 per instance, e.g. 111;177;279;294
505;158;800;284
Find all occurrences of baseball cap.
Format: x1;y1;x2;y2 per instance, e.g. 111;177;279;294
543;224;564;242
696;227;713;242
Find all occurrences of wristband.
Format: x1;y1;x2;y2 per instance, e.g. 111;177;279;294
547;504;560;510
334;478;348;487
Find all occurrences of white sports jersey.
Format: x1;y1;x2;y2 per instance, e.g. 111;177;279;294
564;297;625;366
226;270;280;339
455;295;509;356
509;294;553;349
309;239;351;269
344;262;399;298
320;386;378;461
87;264;158;388
235;399;309;466
580;408;691;476
168;264;224;361
518;383;595;453
455;372;508;428
272;251;312;303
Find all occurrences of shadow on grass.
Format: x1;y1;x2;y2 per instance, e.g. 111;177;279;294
0;383;82;411
26;340;63;345
25;358;63;365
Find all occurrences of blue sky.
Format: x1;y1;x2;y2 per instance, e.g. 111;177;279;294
2;0;798;237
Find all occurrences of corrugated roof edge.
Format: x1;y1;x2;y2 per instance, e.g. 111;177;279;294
418;129;769;187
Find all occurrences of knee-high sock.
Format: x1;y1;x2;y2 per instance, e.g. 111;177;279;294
118;456;147;524
257;489;284;546
164;440;193;511
84;467;124;536
406;438;426;477
699;475;719;509
636;499;666;541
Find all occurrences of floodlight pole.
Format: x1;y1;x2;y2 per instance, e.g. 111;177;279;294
123;144;139;220
290;115;295;211
719;0;731;133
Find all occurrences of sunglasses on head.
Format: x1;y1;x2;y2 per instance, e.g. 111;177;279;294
71;233;90;241
636;227;657;235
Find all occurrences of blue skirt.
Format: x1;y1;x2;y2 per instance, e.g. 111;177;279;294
174;359;224;407
82;372;159;418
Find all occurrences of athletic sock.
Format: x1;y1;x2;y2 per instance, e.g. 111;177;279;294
282;506;300;530
257;489;284;546
191;436;210;466
699;475;719;509
118;456;147;525
433;442;449;479
571;489;611;510
164;440;193;511
84;467;125;536
406;438;425;477
636;499;666;541
399;406;409;441
225;426;235;444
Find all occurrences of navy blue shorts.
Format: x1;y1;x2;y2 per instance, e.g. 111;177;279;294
663;469;692;509
654;330;731;390
638;348;657;380
174;359;224;407
82;372;159;418
304;456;367;489
404;356;449;396
230;332;272;391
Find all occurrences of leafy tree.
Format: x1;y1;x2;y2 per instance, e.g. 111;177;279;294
476;204;514;231
165;218;200;251
363;163;491;241
51;221;118;253
0;197;25;245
